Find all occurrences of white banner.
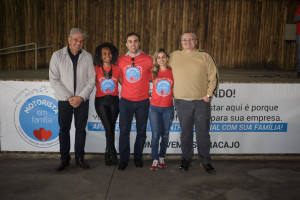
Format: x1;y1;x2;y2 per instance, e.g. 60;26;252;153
1;81;300;154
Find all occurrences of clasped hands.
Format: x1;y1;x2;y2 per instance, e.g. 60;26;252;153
68;96;83;108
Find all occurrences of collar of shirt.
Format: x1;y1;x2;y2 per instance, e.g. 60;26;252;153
125;50;141;57
67;45;82;59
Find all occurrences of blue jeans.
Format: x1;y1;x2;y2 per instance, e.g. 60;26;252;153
297;35;300;72
119;98;150;162
149;105;174;160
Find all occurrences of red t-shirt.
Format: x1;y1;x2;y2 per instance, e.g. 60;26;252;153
296;6;300;35
117;52;153;101
150;68;174;107
94;64;121;97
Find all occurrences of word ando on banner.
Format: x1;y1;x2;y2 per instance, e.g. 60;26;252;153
215;89;235;98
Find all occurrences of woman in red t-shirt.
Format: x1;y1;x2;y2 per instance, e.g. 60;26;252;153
94;43;122;166
149;48;174;170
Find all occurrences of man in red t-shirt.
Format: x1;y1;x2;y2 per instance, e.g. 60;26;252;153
295;5;300;78
117;33;153;170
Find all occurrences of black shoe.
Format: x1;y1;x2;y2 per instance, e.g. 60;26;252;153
55;160;70;171
105;152;112;166
76;158;90;169
110;148;118;165
179;159;190;171
297;72;300;79
134;159;143;167
118;161;128;170
200;163;216;174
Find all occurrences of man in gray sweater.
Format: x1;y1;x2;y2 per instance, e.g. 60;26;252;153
49;28;95;171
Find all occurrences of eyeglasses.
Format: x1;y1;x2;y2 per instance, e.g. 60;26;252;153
181;38;196;42
131;57;135;67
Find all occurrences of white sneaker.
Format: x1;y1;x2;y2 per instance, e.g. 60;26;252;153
159;157;166;168
150;160;159;171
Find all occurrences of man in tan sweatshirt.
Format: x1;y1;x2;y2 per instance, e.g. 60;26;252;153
169;30;219;174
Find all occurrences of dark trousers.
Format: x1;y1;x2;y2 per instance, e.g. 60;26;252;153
94;96;119;152
174;99;211;164
58;100;89;161
119;98;150;162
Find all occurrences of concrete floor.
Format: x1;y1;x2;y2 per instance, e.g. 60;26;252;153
0;154;300;200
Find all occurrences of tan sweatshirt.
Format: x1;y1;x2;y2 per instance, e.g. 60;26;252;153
169;50;219;100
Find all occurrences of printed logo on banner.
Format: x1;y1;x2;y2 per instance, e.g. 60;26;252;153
14;86;59;148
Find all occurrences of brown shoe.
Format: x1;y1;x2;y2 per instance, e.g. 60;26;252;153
76;158;90;169
55;160;69;171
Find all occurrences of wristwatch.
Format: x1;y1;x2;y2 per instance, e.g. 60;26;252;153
207;95;212;99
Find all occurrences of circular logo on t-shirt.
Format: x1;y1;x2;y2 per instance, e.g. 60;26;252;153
125;66;141;83
156;80;171;96
101;79;115;93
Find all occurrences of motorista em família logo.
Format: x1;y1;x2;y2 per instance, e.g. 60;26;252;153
14;86;59;148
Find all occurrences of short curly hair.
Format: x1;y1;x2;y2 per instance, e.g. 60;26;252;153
93;43;119;66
